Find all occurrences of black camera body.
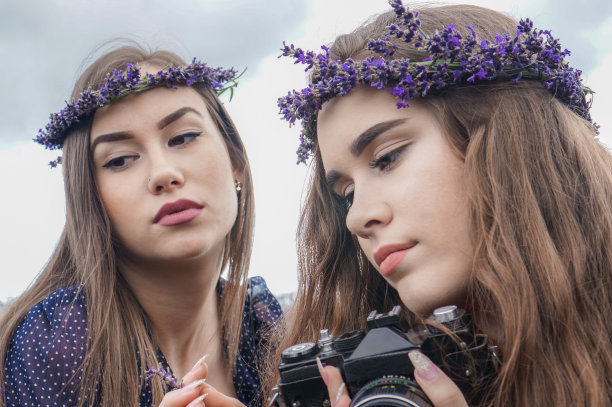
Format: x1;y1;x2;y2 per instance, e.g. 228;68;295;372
272;305;499;407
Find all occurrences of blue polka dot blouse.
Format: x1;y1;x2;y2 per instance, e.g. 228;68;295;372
3;276;282;407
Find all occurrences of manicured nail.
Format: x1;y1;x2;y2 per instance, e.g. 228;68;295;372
334;383;346;406
316;357;329;386
190;354;208;373
187;393;208;407
186;379;207;391
408;350;440;382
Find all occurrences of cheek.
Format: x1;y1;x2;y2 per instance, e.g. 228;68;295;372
100;192;131;231
356;236;377;266
193;151;239;214
96;176;140;228
198;159;236;198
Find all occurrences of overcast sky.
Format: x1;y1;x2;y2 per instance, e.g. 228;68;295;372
1;0;610;302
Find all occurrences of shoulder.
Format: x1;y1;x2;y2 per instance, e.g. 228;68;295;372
247;276;283;325
12;286;87;344
4;286;88;406
231;278;282;406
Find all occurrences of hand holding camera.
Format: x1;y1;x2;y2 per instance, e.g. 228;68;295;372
271;305;499;407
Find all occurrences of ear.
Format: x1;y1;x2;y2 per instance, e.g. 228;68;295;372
232;166;245;188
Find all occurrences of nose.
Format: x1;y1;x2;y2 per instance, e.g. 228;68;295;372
147;155;184;194
345;185;392;239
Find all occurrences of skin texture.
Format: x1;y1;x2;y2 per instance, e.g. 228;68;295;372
91;86;239;267
317;85;473;316
159;356;244;407
90;84;243;406
316;85;473;406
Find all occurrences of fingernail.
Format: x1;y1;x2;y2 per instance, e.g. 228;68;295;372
188;392;208;407
316;357;329;386
334;382;346;406
186;378;207;391
190;354;208;373
408;350;440;382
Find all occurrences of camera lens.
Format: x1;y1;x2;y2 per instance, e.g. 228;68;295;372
351;376;432;407
281;342;320;363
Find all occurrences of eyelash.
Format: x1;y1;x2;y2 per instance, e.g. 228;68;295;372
335;145;409;212
102;155;137;170
102;131;202;170
337;189;354;212
168;131;202;147
369;145;407;172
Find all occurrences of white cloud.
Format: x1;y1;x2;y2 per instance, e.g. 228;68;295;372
1;0;610;301
0;144;65;300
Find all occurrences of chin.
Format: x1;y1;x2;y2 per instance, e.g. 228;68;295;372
398;285;468;317
400;298;436;316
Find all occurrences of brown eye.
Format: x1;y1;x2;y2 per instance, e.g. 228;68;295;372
103;155;138;170
168;132;201;147
369;145;407;171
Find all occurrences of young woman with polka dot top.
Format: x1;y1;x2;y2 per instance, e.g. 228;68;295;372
0;43;281;407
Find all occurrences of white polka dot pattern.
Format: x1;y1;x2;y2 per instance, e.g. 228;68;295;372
3;277;282;407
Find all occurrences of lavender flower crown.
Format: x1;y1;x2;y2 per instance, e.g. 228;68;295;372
35;59;239;167
278;0;595;164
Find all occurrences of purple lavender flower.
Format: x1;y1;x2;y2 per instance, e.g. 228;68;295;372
35;60;239;167
277;0;595;163
146;365;183;390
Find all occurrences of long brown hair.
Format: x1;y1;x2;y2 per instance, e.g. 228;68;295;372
266;5;612;406
0;44;255;406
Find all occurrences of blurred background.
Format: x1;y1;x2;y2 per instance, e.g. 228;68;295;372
1;0;610;309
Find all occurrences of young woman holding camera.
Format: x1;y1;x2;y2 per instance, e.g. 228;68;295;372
273;1;612;406
0;44;281;407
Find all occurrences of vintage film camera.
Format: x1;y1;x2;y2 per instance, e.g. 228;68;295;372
270;305;499;407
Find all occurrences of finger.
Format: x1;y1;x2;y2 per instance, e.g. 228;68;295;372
158;379;208;407
408;350;468;407
317;358;350;407
200;383;246;407
182;354;209;386
186;393;208;407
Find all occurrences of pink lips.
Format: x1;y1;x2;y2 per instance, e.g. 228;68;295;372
373;242;417;276
153;198;204;226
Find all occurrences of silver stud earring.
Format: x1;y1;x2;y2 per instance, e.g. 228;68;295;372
235;180;242;192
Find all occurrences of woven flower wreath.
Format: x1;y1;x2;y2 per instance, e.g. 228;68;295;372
278;0;595;164
34;59;239;167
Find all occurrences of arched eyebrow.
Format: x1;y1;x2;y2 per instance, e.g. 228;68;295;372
91;107;203;153
157;106;202;130
90;132;133;153
325;118;408;189
350;118;408;156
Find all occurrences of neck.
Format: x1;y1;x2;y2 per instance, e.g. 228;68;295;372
119;251;226;378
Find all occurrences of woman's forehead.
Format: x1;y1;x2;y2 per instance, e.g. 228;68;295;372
90;86;212;138
317;87;425;139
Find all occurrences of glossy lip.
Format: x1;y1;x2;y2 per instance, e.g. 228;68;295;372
153;198;204;225
373;242;417;276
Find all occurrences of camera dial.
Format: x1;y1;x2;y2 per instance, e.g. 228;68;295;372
432;305;460;323
333;330;365;354
273;305;497;407
281;342;320;363
318;329;334;352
